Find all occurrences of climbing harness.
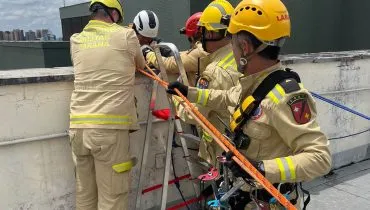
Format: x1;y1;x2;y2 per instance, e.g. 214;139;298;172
138;67;297;209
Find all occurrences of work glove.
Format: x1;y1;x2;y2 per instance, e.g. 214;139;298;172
225;151;265;179
151;37;173;57
166;81;188;97
141;45;153;58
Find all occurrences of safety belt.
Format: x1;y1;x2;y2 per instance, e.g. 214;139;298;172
300;183;311;210
230;68;301;132
229;68;313;208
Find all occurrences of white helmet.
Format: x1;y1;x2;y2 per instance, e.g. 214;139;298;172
133;10;159;38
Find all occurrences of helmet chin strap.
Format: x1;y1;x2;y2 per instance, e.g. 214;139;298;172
238;43;268;74
102;6;116;23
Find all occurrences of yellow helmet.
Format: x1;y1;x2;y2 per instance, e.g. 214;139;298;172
198;0;234;31
90;0;124;22
228;0;290;46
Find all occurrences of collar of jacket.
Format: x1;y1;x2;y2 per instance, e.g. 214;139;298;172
195;41;203;50
209;43;233;61
189;41;207;54
239;62;283;96
85;20;116;29
198;43;232;74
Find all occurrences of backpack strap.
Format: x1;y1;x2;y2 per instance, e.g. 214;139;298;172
299;183;311;210
230;69;301;132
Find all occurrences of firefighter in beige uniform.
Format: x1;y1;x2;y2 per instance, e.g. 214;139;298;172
167;0;332;209
170;0;242;167
144;12;208;86
69;0;146;209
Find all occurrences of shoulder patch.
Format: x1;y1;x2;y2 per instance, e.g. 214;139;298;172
251;104;263;120
196;77;210;89
287;94;311;124
279;79;300;94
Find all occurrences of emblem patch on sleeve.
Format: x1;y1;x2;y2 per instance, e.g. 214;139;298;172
287;94;311;124
196;77;209;89
251;104;263;120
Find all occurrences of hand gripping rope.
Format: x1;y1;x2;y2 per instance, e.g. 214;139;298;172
137;67;297;210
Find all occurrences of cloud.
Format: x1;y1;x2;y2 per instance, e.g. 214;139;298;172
4;16;19;21
0;0;88;37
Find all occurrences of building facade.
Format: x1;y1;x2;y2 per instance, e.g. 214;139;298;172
59;0;370;54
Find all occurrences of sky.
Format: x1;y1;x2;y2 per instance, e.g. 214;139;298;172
0;0;87;38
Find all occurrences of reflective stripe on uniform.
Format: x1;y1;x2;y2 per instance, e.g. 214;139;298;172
217;52;235;70
173;98;180;107
275;157;296;181
218;52;233;67
197;89;210;106
267;84;286;104
223;57;236;70
70;114;132;125
232;62;237;70
202;131;213;142
217;52;237;71
285;157;296;180
112;160;133;173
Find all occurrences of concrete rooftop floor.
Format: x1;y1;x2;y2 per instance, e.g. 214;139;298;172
305;159;370;210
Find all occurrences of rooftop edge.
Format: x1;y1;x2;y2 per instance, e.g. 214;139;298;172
1;50;370;86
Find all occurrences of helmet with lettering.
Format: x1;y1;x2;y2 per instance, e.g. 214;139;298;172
228;0;290;46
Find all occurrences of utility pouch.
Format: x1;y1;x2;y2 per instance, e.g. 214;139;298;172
233;129;251;150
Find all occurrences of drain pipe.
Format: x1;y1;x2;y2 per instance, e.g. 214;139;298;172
0;132;68;147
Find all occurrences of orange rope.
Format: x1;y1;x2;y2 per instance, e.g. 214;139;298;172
145;64;160;78
142;66;168;87
137;68;297;210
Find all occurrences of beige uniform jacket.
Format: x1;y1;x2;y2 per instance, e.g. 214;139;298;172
70;20;146;131
186;62;332;183
146;42;208;86
175;43;242;165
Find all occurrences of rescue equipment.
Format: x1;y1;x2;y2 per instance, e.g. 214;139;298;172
89;0;123;23
230;69;301;132
137;68;298;210
198;0;234;31
310;91;370;121
133;10;159;38
179;12;202;38
198;0;234;51
135;44;198;210
227;0;290;47
151;45;198;210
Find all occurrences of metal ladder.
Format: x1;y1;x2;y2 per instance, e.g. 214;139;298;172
135;43;199;210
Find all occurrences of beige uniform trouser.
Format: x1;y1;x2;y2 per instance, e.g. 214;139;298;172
69;128;131;210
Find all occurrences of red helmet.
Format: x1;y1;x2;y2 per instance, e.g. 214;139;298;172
180;12;202;37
